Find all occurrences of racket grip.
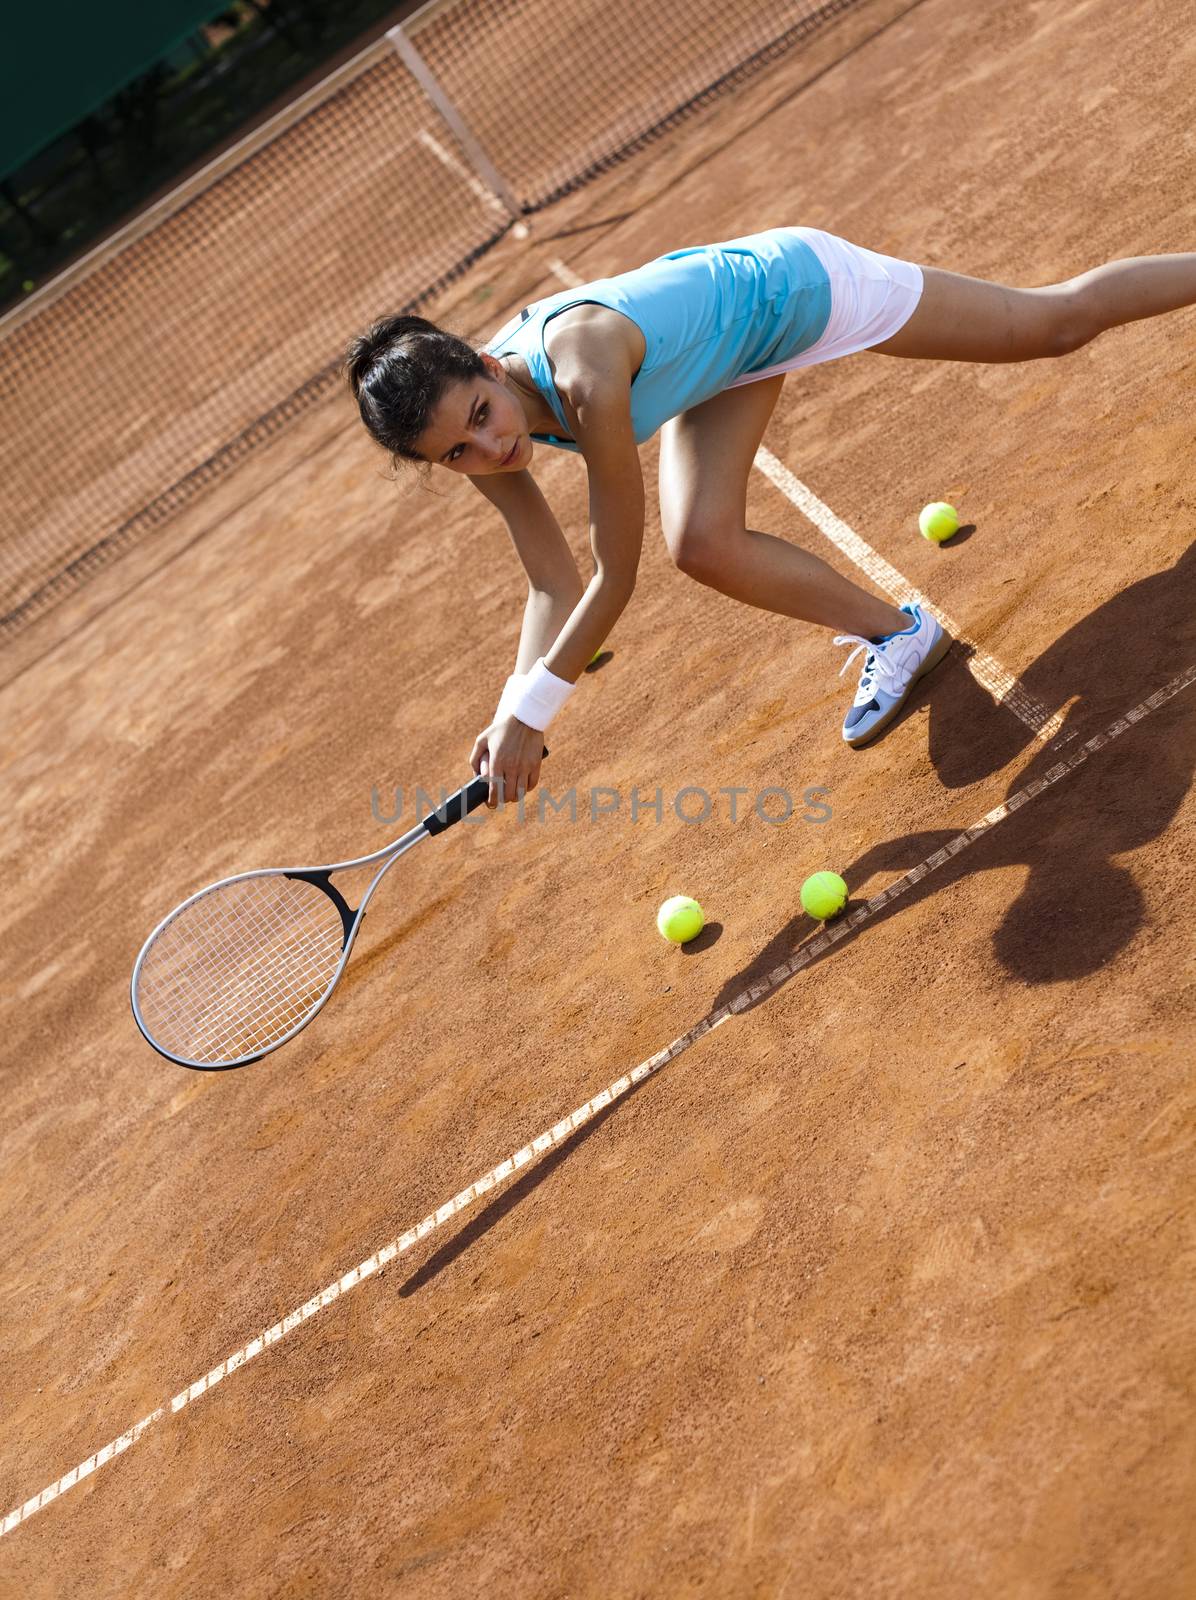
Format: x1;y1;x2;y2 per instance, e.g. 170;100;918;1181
423;747;549;836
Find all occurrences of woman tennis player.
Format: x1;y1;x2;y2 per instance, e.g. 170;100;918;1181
345;227;1196;804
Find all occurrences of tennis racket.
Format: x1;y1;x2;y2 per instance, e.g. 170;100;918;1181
132;760;543;1070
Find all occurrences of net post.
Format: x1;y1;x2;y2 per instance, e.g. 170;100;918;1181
385;23;524;228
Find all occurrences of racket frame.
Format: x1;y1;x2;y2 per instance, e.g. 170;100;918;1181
131;765;513;1070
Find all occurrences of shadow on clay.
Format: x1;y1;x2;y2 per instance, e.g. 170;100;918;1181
714;539;1196;1001
399;547;1196;1286
397;1079;649;1297
933;521;977;547
681;920;724;954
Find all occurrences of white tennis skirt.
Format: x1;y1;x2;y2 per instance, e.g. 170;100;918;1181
728;227;923;387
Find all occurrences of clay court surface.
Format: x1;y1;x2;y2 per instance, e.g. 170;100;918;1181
2;0;1195;1593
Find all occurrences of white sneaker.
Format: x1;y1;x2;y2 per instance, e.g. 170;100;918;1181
835;603;952;747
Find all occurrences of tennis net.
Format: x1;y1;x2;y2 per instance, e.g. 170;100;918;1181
0;0;860;642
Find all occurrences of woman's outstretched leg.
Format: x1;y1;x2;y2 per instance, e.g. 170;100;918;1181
872;255;1196;364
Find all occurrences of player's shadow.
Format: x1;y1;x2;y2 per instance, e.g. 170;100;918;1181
924;538;1196;791
718;539;1196;1002
400;546;1196;1289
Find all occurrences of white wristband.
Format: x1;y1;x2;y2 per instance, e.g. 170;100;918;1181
507;657;575;731
495;672;526;722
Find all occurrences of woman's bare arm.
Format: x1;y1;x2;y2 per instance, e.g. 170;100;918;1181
470;467;584;670
544;379;643;681
466;322;644;803
538;321;646;681
468;303;645;679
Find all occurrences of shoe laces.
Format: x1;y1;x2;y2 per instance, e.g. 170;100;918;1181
834;631;904;696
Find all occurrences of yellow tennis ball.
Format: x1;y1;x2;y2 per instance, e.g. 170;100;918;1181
919;502;960;543
800;871;848;920
589;645;605;665
657;895;704;944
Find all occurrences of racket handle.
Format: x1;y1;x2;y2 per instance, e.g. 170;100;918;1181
423;747;549;836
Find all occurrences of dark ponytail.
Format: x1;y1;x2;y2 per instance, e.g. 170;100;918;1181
344;313;485;467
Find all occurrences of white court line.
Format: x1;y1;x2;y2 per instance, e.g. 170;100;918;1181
545;256;583;288
4;661;1193;1542
415;130;529;237
753;450;1071;744
540;256;1067;746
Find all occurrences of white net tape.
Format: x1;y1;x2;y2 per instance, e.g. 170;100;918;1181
0;0;858;640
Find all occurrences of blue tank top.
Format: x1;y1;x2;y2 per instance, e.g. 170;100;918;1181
484;229;832;453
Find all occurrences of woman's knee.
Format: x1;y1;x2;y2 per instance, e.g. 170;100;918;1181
663;514;729;583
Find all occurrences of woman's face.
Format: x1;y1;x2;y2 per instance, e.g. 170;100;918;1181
417;356;533;475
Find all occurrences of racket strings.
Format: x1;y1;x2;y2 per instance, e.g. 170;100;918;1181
134;874;348;1064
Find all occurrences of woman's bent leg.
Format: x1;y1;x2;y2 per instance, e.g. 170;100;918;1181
659;376;952;746
658;377;907;640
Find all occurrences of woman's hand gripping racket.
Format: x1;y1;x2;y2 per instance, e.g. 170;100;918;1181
131;757;544;1070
